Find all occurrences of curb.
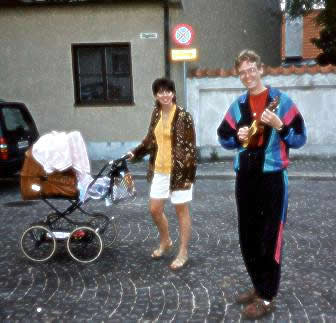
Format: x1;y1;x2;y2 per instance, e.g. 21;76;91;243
131;172;336;181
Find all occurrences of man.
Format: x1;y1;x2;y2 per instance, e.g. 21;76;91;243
217;50;307;319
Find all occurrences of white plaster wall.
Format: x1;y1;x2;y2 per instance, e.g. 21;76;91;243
187;73;336;158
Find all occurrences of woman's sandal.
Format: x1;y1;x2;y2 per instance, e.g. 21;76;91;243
169;254;188;270
151;239;173;259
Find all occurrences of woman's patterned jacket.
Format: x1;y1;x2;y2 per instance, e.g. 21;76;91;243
217;86;307;172
132;105;197;190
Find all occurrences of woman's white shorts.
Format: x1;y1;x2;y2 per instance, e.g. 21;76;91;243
150;172;193;204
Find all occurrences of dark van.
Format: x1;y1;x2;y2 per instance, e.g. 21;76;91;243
0;101;39;176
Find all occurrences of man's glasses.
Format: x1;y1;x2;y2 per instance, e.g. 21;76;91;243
238;67;258;78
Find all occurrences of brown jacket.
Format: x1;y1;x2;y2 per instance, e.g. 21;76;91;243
132;105;197;190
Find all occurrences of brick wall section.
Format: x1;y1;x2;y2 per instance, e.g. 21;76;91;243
282;10;322;60
303;11;322;59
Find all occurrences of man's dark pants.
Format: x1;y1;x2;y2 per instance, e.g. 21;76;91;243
236;169;288;301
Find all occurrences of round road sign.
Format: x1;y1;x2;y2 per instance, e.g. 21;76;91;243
172;24;195;47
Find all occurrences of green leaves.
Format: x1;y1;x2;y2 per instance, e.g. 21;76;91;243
284;0;325;17
285;0;336;66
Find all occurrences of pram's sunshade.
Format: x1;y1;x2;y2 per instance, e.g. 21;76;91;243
20;148;78;200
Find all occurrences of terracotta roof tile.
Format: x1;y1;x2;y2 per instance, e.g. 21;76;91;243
320;65;335;73
190;64;336;78
266;66;279;75
308;65;320;74
206;69;218;77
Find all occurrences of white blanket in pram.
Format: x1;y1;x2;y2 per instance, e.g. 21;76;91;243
32;131;93;201
32;131;90;175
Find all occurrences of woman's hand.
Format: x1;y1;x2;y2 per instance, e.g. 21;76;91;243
122;152;134;160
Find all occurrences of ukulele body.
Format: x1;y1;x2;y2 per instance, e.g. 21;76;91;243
242;96;279;149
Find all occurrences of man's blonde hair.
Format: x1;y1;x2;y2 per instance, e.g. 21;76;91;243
234;49;262;72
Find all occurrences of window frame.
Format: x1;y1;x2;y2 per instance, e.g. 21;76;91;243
72;42;134;107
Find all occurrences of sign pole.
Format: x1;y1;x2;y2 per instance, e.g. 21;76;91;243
183;61;187;108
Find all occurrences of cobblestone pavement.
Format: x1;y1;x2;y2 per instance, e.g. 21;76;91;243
0;172;335;322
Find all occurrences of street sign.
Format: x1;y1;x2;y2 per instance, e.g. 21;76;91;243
140;32;158;39
171;48;197;61
172;24;195;47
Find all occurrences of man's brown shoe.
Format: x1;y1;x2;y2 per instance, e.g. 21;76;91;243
242;297;275;320
235;288;257;304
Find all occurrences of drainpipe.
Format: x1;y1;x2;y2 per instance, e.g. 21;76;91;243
164;0;170;78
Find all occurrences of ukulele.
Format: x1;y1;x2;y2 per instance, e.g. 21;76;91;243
242;96;280;148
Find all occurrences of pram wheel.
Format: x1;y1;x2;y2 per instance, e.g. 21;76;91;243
89;213;119;248
66;226;103;263
20;225;57;262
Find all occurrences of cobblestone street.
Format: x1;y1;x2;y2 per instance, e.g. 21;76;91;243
1;171;336;321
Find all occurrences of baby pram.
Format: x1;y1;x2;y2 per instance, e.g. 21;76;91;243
19;133;136;264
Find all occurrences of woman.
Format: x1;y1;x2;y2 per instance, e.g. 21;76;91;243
128;78;196;270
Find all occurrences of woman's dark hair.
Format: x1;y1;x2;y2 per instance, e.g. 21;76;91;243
152;78;176;95
152;78;177;107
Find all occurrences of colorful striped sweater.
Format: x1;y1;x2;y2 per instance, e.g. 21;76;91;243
217;86;307;172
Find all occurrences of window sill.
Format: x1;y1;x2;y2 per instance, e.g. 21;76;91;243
74;101;135;108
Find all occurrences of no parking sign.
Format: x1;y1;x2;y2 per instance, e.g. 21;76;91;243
172;24;195;47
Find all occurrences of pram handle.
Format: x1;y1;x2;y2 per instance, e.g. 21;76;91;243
95;154;130;177
108;153;132;166
87;154;131;194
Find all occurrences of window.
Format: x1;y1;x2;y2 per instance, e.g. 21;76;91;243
72;43;134;105
3;108;32;132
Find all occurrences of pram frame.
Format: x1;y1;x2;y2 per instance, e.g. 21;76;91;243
20;155;133;263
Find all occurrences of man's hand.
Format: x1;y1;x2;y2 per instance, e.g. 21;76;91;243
261;109;283;130
237;126;249;143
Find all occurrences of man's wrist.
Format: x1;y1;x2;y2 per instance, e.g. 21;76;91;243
276;123;284;131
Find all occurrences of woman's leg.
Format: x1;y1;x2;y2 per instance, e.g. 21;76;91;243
169;202;191;269
149;198;172;254
175;203;191;257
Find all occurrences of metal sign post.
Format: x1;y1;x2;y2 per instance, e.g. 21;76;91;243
183;61;187;108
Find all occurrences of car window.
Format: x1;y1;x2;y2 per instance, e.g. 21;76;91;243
2;108;32;132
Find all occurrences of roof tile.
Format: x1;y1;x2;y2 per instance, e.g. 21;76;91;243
190;64;336;78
